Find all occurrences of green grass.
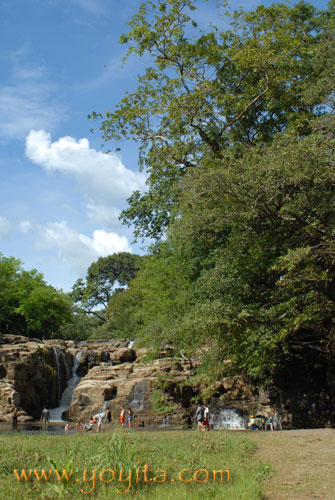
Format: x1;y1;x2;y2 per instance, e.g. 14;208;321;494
0;430;271;499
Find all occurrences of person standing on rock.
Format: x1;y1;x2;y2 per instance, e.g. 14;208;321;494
120;406;125;428
40;407;50;428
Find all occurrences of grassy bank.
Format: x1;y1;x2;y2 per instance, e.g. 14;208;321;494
0;430;271;499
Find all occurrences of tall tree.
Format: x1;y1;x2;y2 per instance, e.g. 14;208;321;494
87;0;335;384
91;0;326;239
71;252;142;319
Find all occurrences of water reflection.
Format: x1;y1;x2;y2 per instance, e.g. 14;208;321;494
0;422;69;435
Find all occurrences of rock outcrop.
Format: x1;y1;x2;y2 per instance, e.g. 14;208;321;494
66;356;196;427
1;333;335;428
0;334;72;421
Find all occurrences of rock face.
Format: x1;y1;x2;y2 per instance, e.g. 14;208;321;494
66;356;196;427
1;333;335;428
0;334;72;421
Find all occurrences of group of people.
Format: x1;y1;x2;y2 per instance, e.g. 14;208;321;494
15;403;211;432
34;405;133;433
78;406;134;433
12;406;51;429
119;406;134;428
194;403;210;431
248;414;282;431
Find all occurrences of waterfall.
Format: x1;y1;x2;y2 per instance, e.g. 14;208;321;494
49;351;82;421
52;347;62;400
210;408;246;430
160;415;171;426
128;380;147;411
60;348;71;381
127;339;135;349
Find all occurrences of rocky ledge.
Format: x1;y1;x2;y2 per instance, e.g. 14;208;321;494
1;333;272;427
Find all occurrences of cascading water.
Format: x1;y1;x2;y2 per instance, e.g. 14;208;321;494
52;347;62;400
49;351;82;421
128;380;147;411
60;348;71;381
127;339;135;349
160;415;171;426
210;408;246;430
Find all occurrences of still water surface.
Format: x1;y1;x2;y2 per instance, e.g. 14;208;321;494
0;422;185;435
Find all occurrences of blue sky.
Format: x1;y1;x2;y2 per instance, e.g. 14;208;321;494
0;0;329;292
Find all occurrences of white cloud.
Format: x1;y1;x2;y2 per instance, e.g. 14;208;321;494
37;221;131;274
0;52;65;141
19;220;32;234
25;129;147;228
0;216;11;238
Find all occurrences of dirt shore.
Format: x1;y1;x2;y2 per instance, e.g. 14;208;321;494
247;428;335;499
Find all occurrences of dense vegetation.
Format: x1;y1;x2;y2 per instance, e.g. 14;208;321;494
97;0;335;384
0;254;72;340
1;0;335;388
0;252;141;340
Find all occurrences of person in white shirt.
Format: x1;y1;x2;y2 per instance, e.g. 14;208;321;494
93;411;106;432
204;404;210;431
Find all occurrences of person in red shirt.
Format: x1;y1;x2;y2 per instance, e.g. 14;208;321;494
120;406;125;428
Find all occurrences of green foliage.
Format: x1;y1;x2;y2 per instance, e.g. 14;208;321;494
0;254;72;339
92;0;328;239
151;388;174;413
71;252;142;320
106;242;193;341
171;120;335;380
151;373;176;413
90;0;335;386
106;117;335;381
58;308;104;341
16;286;72;339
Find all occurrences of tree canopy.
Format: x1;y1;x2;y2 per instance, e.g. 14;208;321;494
71;252;142;321
91;0;331;240
88;0;335;386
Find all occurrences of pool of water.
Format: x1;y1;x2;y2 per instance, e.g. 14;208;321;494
0;422;188;435
0;422;70;435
